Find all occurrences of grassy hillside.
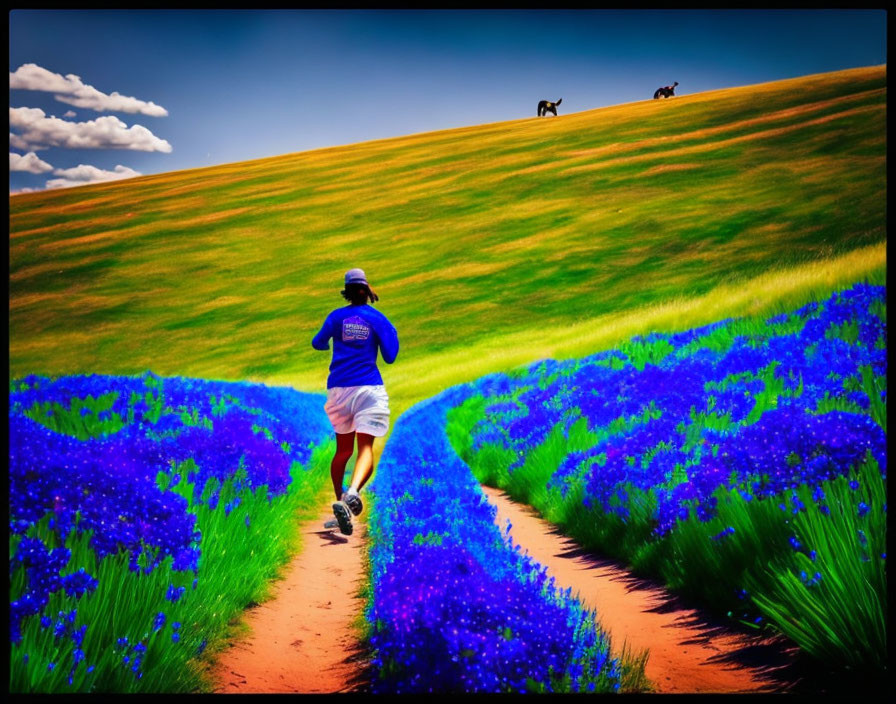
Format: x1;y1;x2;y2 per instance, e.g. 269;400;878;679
9;65;886;418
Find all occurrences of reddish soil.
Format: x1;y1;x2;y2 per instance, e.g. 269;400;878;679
207;486;802;695
209;501;369;694
482;486;802;694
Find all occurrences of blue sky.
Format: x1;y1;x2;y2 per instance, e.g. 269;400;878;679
9;9;887;193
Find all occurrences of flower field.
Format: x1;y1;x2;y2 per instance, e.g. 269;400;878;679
9;372;333;693
366;386;631;694
444;281;887;683
8;282;887;693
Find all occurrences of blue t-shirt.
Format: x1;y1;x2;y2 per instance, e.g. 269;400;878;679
311;304;399;388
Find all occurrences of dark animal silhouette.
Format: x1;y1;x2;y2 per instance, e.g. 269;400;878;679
537;98;562;116
654;82;678;99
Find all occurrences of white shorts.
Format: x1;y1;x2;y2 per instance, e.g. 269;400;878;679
324;385;391;437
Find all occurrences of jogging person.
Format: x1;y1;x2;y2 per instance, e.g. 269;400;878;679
312;268;399;535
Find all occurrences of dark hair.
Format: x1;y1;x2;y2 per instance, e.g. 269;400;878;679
341;283;376;305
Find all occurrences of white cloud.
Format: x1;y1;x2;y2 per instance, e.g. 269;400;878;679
10;151;54;173
9;107;172;153
10;63;168;117
45;163;142;190
63;110;76;118
10;131;31;151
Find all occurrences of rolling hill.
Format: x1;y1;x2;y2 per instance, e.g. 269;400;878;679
9;65;886;418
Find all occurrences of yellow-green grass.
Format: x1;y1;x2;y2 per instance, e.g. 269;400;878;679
377;241;886;420
9;66;887;427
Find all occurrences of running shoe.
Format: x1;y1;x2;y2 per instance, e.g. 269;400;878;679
332;500;353;535
342;490;363;516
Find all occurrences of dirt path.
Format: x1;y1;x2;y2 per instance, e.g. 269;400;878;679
482;486;802;694
209;501;369;694
205;485;801;694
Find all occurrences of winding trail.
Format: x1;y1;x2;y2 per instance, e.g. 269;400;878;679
482;486;801;694
209;501;369;694
206;485;802;694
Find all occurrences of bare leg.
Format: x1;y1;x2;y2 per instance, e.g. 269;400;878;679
330;431;356;500
348;432;376;494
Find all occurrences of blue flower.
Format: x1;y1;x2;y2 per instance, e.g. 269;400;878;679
165;584;186;603
61;568;99;598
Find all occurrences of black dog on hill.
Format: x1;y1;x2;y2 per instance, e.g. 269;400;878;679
653;82;678;99
537;98;562;116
